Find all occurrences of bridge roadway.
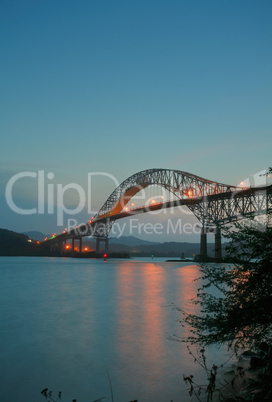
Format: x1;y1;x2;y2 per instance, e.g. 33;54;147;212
41;183;272;260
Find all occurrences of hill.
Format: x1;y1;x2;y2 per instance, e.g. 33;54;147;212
0;228;35;256
23;231;46;241
107;241;222;258
110;235;159;247
1;229;227;259
82;236;226;258
0;228;58;256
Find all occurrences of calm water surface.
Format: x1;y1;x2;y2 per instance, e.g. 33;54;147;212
0;257;231;402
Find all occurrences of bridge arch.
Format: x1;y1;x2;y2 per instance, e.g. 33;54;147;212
92;168;238;222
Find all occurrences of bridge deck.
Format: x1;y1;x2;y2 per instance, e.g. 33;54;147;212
40;184;272;246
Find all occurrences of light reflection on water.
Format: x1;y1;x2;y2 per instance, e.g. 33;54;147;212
0;257;231;402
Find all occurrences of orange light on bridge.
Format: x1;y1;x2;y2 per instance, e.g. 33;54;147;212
84;247;88;251
186;190;194;197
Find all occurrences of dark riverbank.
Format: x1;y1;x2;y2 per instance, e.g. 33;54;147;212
0;228;130;258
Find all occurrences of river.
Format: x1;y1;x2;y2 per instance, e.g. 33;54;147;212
0;257;232;402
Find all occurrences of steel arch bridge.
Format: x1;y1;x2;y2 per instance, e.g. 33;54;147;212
94;168;238;219
85;168;270;234
42;168;272;258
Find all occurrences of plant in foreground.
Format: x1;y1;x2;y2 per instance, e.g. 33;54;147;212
41;388;107;402
177;216;272;400
182;346;246;401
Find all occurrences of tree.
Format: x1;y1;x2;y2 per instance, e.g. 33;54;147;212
182;216;272;352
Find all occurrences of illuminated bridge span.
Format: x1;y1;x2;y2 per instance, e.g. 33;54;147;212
42;168;272;260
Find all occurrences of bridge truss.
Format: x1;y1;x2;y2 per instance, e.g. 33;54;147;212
186;185;272;224
94;168;239;220
41;169;272;253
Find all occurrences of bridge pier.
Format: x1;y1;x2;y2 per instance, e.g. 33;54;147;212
71;237;83;254
72;238;75;254
79;237;82;253
50;244;57;253
200;225;207;260
96;237;109;255
200;225;222;261
61;240;66;256
214;227;222;262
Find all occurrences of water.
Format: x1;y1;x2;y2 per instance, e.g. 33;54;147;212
0;257;231;402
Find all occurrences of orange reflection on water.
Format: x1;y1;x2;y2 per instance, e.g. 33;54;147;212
175;264;201;313
140;262;166;365
115;263;136;339
114;261;167;385
172;264;202;342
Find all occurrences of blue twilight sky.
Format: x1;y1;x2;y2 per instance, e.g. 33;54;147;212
0;0;271;240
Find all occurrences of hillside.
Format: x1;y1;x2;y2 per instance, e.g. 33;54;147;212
22;231;47;241
0;228;35;256
110;235;159;246
0;228;57;256
82;237;226;258
1;229;227;258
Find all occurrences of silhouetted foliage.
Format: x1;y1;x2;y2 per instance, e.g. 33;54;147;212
177;216;272;400
41;388;62;401
40;388;107;402
180;217;272;351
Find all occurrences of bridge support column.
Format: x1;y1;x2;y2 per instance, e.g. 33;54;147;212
96;237;99;254
61;241;65;256
214;227;222;262
79;238;82;253
50;244;56;253
105;238;109;254
71;238;75;255
96;237;109;255
200;225;207;260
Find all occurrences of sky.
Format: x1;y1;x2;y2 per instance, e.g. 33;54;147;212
0;0;271;241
